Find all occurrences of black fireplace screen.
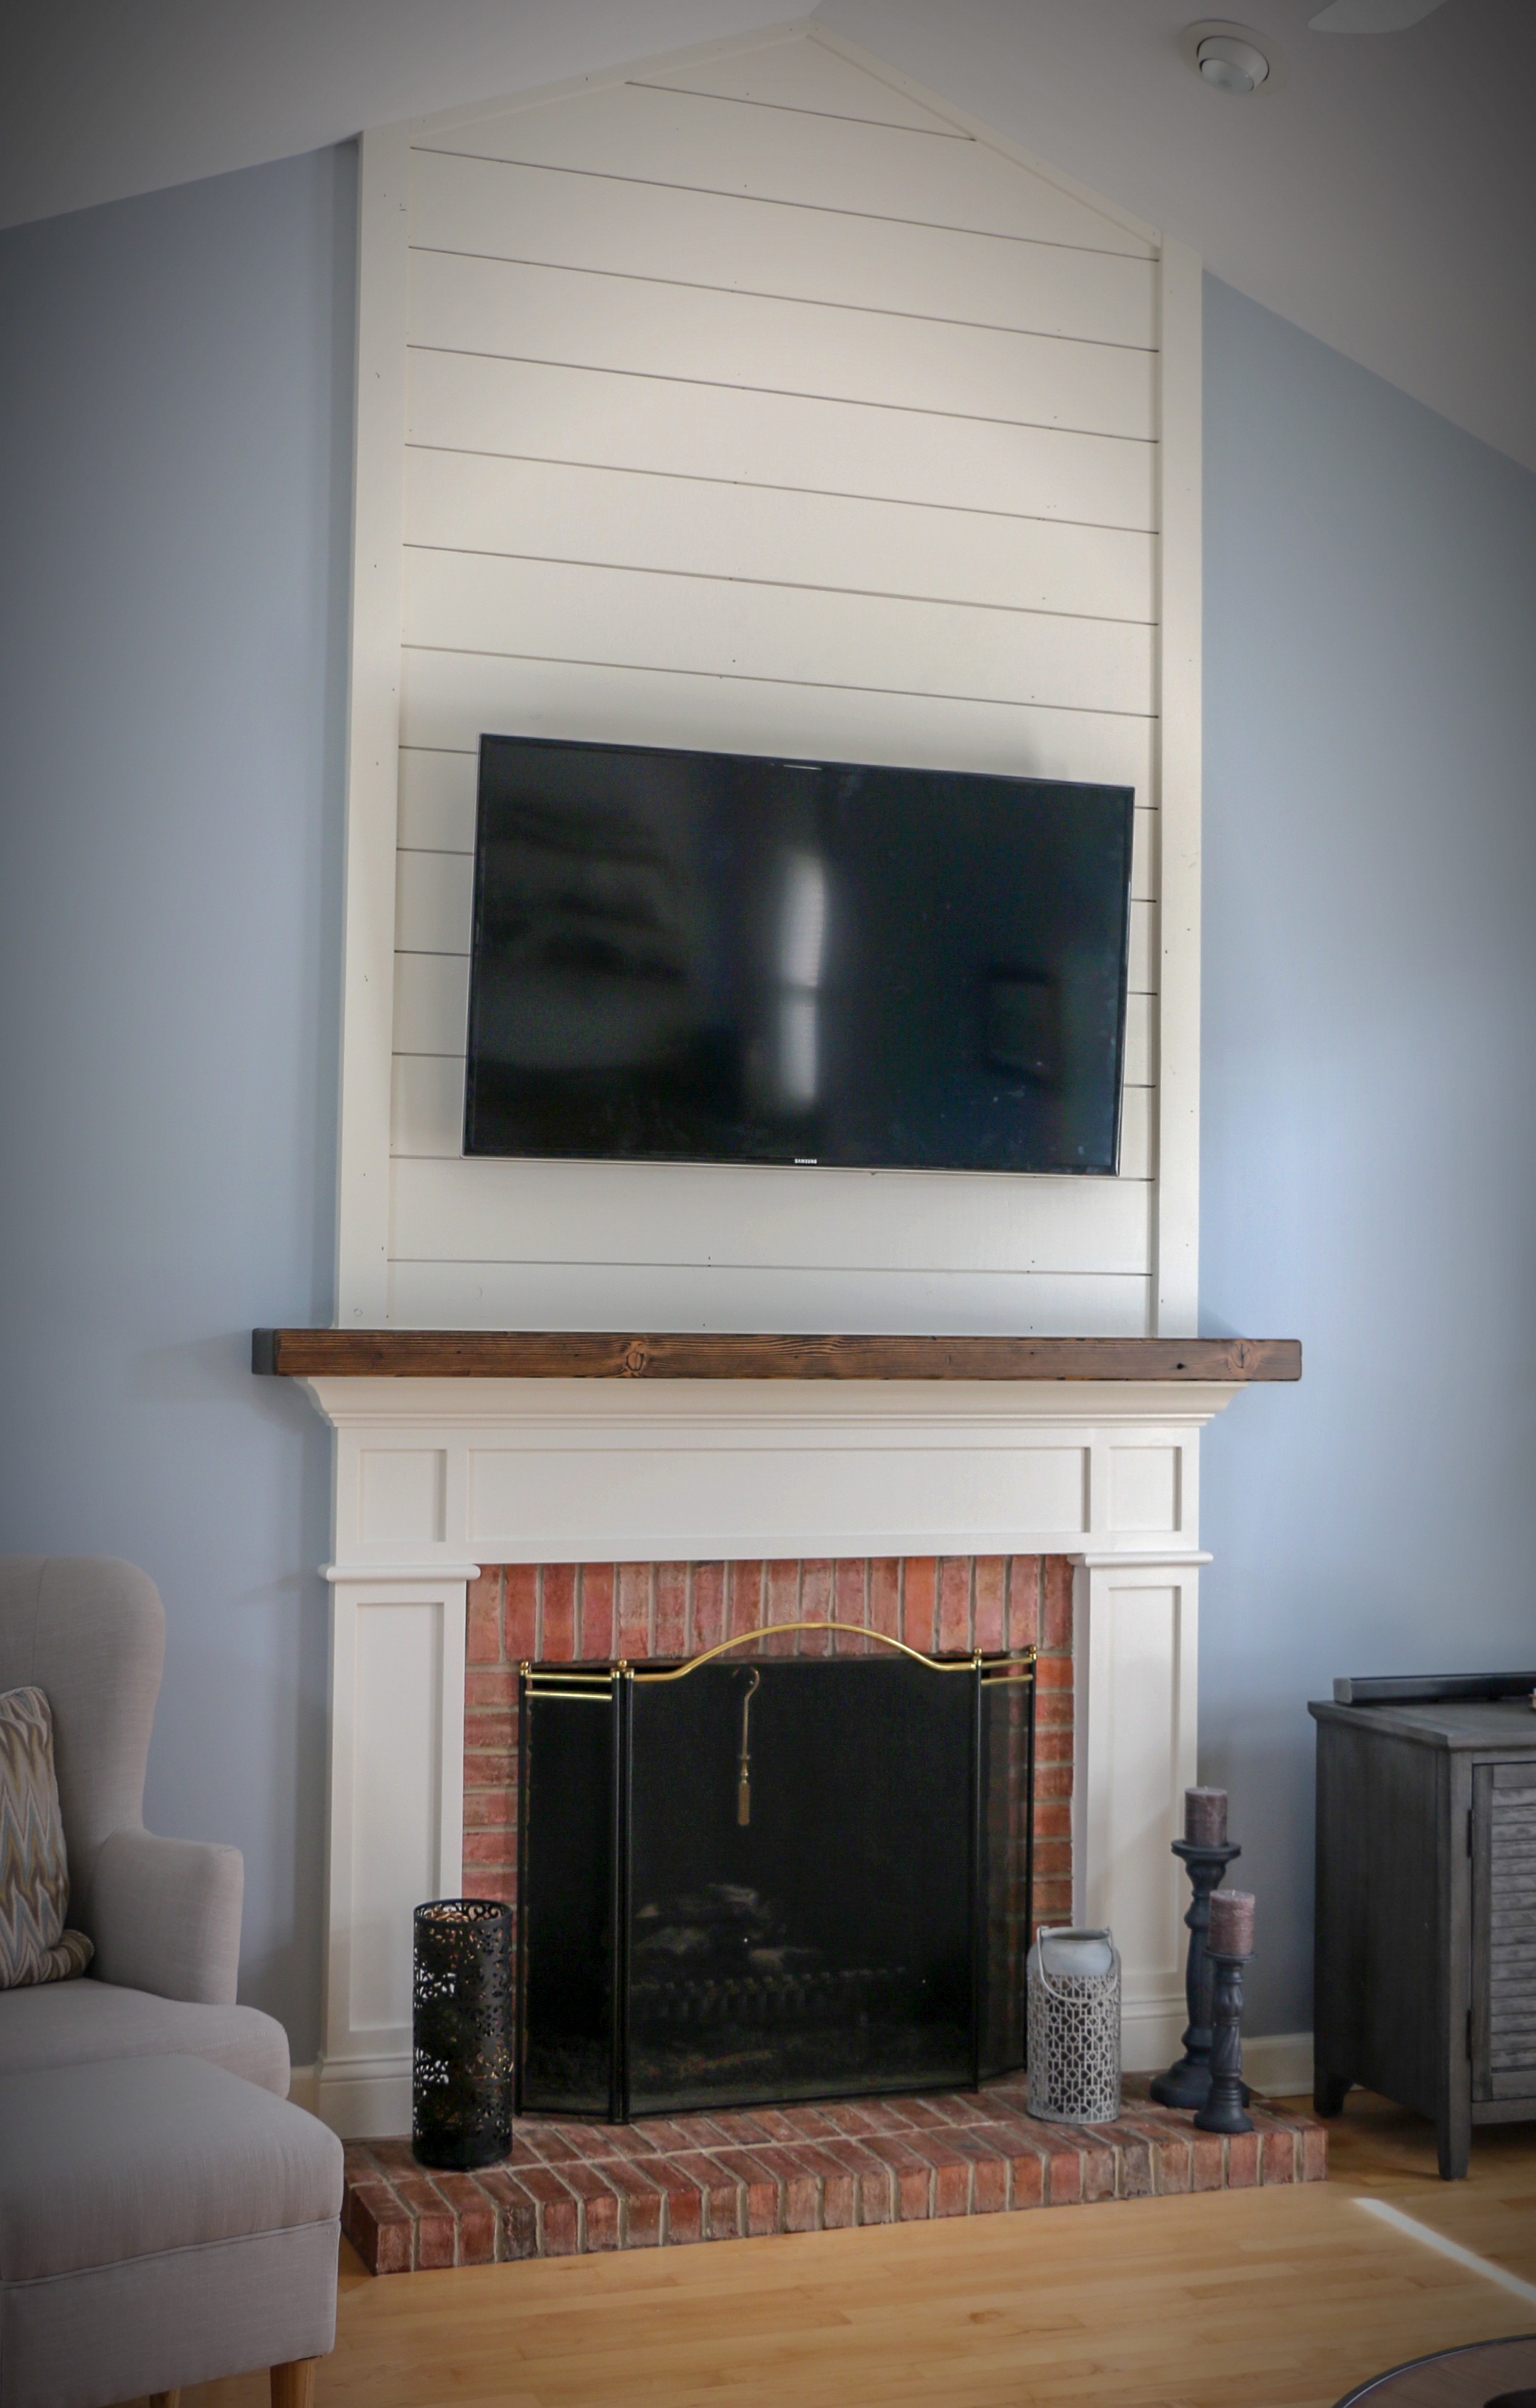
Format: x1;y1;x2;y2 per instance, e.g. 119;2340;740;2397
517;1631;1035;2120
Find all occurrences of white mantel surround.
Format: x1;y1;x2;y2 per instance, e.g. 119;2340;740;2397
303;1372;1244;2139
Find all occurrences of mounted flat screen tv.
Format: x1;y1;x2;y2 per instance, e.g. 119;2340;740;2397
463;735;1134;1176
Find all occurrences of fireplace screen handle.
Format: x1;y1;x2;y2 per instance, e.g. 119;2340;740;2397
737;1667;761;1826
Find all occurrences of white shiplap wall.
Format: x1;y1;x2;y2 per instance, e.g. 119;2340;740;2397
336;26;1200;1337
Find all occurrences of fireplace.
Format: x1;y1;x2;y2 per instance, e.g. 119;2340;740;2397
517;1638;1034;2120
262;1344;1284;2137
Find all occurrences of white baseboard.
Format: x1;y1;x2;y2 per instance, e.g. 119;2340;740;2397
1119;1996;1188;2075
1242;2032;1314;2097
314;2051;412;2139
291;2036;1317;2136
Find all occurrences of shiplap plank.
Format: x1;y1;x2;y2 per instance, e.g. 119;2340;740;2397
386;1258;1152;1336
392;1052;1154;1179
393;949;469;1057
633;38;964;135
408;253;1156;443
410;151;1157;351
389;1151;1150;1275
393;1051;467;1156
393;847;1155;995
422;82;1155;259
404;553;1156;720
399;651;1158;814
398;747;479;852
394;847;474;953
408;352;1158;532
396;749;1159;905
403;452;1156;625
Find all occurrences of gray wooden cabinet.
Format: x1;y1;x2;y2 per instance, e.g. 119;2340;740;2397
1309;1673;1536;2179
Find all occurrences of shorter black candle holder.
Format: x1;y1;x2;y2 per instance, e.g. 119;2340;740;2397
1193;1948;1254;2136
1151;1838;1241;2112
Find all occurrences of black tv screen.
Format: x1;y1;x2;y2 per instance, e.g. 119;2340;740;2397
463;736;1133;1176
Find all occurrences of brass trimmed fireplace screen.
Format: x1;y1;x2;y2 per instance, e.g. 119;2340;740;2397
517;1625;1036;2120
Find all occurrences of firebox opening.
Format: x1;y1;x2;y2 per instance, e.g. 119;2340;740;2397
517;1649;1034;2122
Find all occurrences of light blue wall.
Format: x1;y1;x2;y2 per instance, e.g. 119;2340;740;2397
1200;276;1536;2033
0;147;356;2058
4;182;1532;2061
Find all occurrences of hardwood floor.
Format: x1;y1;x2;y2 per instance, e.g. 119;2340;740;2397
170;2097;1536;2408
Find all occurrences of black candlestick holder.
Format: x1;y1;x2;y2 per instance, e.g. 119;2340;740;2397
1193;1949;1254;2136
1151;1838;1241;2112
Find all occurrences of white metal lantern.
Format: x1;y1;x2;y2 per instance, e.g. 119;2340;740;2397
1025;1925;1122;2125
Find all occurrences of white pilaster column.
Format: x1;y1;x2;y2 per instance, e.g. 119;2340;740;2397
316;1568;472;2137
1071;1549;1208;2072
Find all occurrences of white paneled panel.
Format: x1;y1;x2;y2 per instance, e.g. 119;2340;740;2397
391;1052;1156;1177
358;1447;447;1544
395;847;473;953
426;81;1155;258
392;1051;466;1154
408;351;1158;531
399;650;1159;801
410;151;1158;351
408;253;1156;443
403;451;1157;625
398;747;479;853
398;744;1158;902
392;949;469;1056
635;39;963;133
363;36;1189;1332
467;1437;1089;1558
1109;1446;1180;1534
1104;1583;1183;1987
405;552;1156;719
1121;1084;1155;1180
348;1600;443;2030
390;1152;1150;1275
1125;993;1154;1088
388;1256;1152;1337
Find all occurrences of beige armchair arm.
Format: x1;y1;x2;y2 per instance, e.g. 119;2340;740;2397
88;1828;244;2006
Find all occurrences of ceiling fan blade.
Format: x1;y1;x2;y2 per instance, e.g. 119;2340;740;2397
1309;0;1450;27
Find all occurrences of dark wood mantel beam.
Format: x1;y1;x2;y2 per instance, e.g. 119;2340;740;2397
251;1330;1301;1382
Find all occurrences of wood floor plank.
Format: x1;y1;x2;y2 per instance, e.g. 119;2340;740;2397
172;2159;1535;2408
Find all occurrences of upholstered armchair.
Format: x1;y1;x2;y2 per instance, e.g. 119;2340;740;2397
0;1556;341;2408
0;1554;288;2090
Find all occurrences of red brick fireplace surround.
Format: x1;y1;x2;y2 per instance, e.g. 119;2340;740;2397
461;1553;1076;1942
336;1555;1329;2273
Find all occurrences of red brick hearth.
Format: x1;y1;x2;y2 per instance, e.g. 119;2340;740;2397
343;2078;1327;2273
462;1553;1076;1944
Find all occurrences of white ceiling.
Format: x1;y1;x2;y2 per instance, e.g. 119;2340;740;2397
4;0;1532;471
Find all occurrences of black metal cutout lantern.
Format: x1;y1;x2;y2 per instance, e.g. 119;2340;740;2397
412;1899;513;2169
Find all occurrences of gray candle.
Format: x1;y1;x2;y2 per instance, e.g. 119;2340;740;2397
1185;1786;1228;1846
1208;1889;1255;1956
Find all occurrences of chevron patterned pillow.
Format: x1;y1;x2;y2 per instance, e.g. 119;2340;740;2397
0;1684;94;1987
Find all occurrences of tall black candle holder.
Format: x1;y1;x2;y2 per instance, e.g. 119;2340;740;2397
1193;1947;1254;2136
1151;1838;1241;2112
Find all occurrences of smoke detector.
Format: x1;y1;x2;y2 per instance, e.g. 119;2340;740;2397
1179;21;1285;91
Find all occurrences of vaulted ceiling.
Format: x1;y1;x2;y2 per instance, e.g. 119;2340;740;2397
4;0;1532;469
